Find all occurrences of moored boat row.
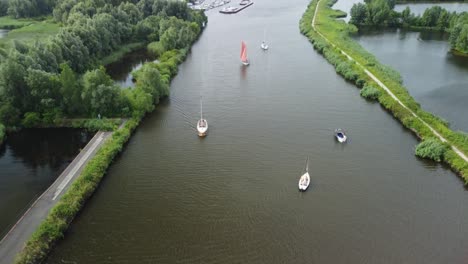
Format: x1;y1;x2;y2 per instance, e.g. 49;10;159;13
219;0;253;14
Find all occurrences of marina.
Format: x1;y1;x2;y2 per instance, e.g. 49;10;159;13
219;1;253;14
189;0;231;11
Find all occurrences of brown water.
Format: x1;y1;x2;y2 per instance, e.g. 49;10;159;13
46;0;468;263
0;129;93;238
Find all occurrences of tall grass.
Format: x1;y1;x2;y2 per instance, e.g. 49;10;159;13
0;17;60;46
300;0;468;183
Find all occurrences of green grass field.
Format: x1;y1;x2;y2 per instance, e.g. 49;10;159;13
0;16;60;46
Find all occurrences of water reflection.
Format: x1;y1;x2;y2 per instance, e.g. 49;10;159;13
105;48;157;88
0;128;93;237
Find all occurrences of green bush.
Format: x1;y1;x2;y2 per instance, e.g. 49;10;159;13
148;41;165;57
21;112;41;127
360;84;381;100
70;118;120;131
0;123;5;145
415;138;449;162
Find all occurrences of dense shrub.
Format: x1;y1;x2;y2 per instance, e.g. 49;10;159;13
415;138;449;162
360;84;381;100
21;112;41;127
148;41;165;57
0;123;5;144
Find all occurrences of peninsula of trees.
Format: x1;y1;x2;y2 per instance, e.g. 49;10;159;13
0;0;206;144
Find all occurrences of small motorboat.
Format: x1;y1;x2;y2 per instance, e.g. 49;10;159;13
298;157;310;191
197;97;208;137
335;128;347;143
240;0;250;5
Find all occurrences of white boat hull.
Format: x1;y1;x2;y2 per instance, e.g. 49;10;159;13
336;135;347;143
261;44;269;50
197;119;208;137
335;129;347;143
298;172;310;191
242;60;250;66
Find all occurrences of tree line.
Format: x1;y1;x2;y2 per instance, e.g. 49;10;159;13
349;0;468;54
0;0;206;129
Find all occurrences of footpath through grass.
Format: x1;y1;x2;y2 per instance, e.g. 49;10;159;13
300;0;468;183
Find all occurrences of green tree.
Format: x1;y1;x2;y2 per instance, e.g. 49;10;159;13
82;67;120;116
59;63;83;115
350;3;369;26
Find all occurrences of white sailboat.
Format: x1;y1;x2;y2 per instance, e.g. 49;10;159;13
241;41;250;66
298;156;310;191
197;97;208;137
261;29;269;50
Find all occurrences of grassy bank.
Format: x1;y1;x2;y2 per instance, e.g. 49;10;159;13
0;16;35;29
14;118;138;264
100;42;146;65
300;0;468;182
14;36;198;264
0;16;59;46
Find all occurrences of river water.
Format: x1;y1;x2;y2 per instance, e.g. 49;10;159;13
46;0;468;263
0;129;92;238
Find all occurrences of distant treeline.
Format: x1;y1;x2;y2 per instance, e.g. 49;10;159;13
350;0;468;54
0;0;206;133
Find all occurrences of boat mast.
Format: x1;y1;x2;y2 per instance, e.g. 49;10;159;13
305;156;309;172
200;96;203;120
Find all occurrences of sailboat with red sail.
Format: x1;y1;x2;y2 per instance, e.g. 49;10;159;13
240;41;249;66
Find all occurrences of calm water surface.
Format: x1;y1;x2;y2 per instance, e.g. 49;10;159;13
355;29;468;132
105;48;157;88
0;29;8;38
333;0;468;21
0;129;93;238
47;0;468;263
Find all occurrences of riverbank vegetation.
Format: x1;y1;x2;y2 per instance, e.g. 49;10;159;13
0;123;5;145
349;0;468;55
3;0;204;258
360;84;381;100
415;138;449;162
0;0;206;129
13;0;205;262
300;0;468;183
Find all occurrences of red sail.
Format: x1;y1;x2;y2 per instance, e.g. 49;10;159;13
240;41;248;62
